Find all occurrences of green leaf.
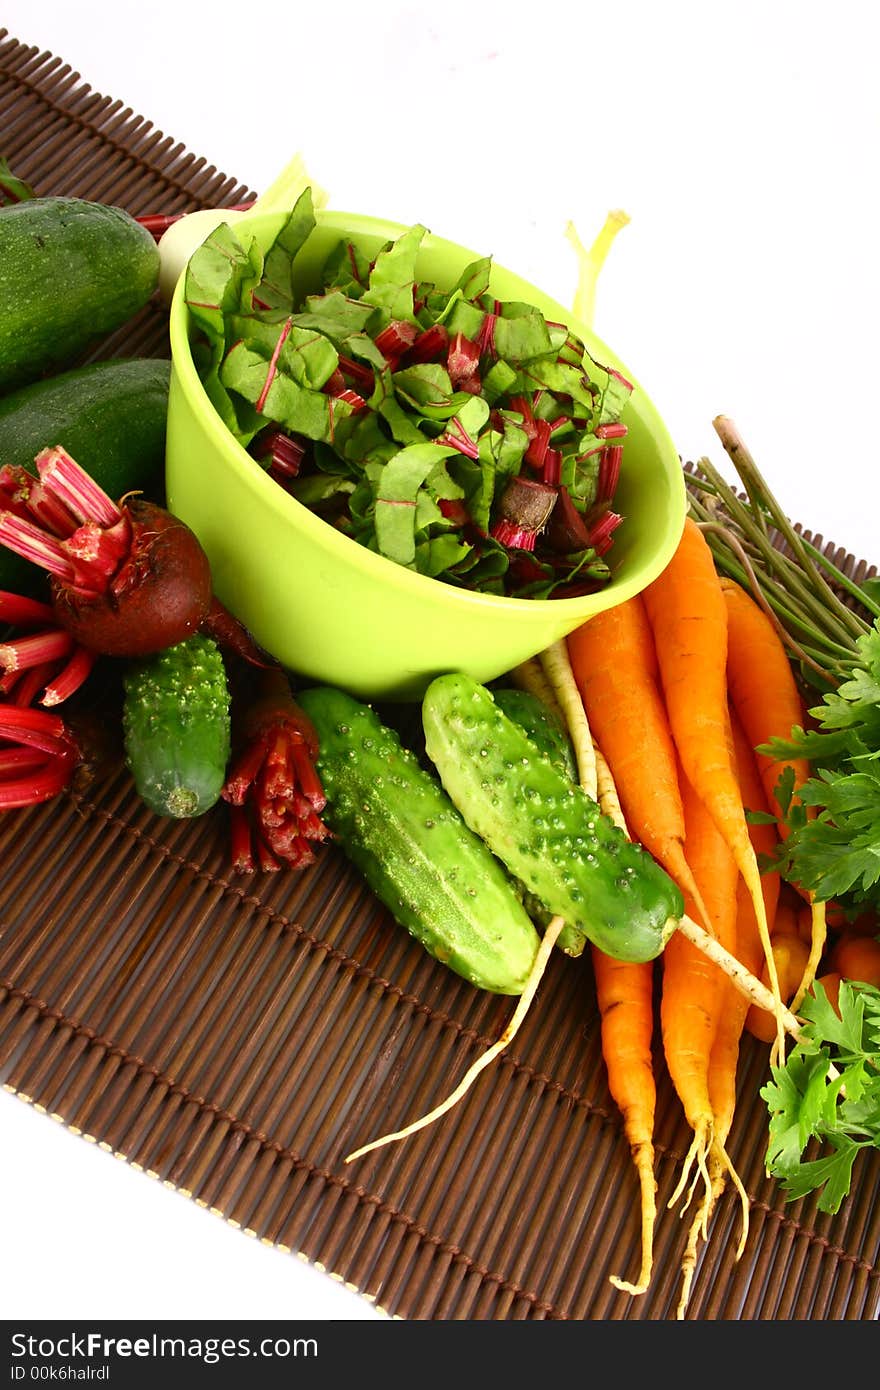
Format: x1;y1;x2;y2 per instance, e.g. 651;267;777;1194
0;156;35;204
415;532;474;577
258;187;317;310
453;255;492;300
594;362;634;424
185;222;263;341
492;305;553;363
520;357;596;413
361;223;427;323
372;443;457;565
320;238;372;297
861;577;880;605
444;299;485;341
220;341;346;442
761;980;880;1213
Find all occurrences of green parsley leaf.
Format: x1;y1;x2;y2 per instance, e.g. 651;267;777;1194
761;979;880;1213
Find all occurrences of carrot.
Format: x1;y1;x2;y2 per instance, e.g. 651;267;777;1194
709;706;781;1138
744;936;811;1043
829;933;880;988
566;595;711;933
642;517;786;1060
720;575;828;1020
592;948;657;1294
720;577;810;836
674;729;762;1318
589;745;658;1295
661;768;739;1221
729;705;781;939
826;906;880;939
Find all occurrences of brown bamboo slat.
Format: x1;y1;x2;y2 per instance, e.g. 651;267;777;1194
1;27;878;1321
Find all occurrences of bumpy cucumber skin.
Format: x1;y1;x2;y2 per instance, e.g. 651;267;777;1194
0;198;160;391
0;358;170;596
123;634;231;819
492;688;577;783
491;686;585;955
297;685;541;995
422;674;684;965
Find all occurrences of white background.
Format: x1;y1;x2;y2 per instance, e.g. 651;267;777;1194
1;0;878;1324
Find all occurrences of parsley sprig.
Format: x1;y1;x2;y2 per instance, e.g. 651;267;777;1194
761;979;880;1212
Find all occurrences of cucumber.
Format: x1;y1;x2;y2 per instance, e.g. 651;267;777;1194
0;358;171;596
422;673;684;964
491;686;585;955
492;687;577;783
0;197;160;391
123;633;231;819
296;684;541;995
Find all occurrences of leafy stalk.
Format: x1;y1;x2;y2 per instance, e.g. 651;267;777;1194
687;418;874;686
761;979;880;1214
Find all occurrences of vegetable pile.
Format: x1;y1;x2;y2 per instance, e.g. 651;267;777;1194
2;159;879;1321
184;188;632;599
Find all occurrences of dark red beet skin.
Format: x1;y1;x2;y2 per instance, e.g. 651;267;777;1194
50;499;213;657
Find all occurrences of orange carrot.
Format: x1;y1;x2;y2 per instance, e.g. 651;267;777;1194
642;517;785;1058
685;763;772;1314
720;575;828;1018
661;767;739;1206
770;901;800;940
592;946;657;1294
826;907;880;939
729;705;781;939
678;709;775;1311
720;576;810;836
662;764;744;1318
587;742;659;1295
829;933;880;987
566;594;711;931
709;707;780;1137
744;936;811;1043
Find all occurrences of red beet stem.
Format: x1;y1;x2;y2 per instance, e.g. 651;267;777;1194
0;590;54;627
0;752;77;809
0;513;79;583
0;628;74;673
35;447;123;528
41;646;98;707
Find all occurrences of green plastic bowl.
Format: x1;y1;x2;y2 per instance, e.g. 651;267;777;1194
166;208;686;701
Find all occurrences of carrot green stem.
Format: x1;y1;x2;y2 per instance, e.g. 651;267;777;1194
711;418;869;642
797;536;880;621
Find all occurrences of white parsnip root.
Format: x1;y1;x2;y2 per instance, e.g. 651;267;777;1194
675;914;802;1038
343;915;566;1165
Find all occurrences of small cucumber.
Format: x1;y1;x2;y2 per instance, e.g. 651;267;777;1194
296;684;541;995
0;197;160;391
0;358;170;595
491;686;585;956
123;633;231;819
492;687;577;783
422;673;683;965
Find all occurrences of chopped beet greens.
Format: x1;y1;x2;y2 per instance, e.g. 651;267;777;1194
185;187;633;599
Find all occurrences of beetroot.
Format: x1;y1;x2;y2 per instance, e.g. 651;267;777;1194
0;446;212;657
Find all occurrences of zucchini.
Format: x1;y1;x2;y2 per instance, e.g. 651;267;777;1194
296;685;542;995
123;633;231;819
0;358;171;596
0;197;160;391
422;673;684;964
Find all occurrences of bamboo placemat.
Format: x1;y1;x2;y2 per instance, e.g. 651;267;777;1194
1;28;878;1321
